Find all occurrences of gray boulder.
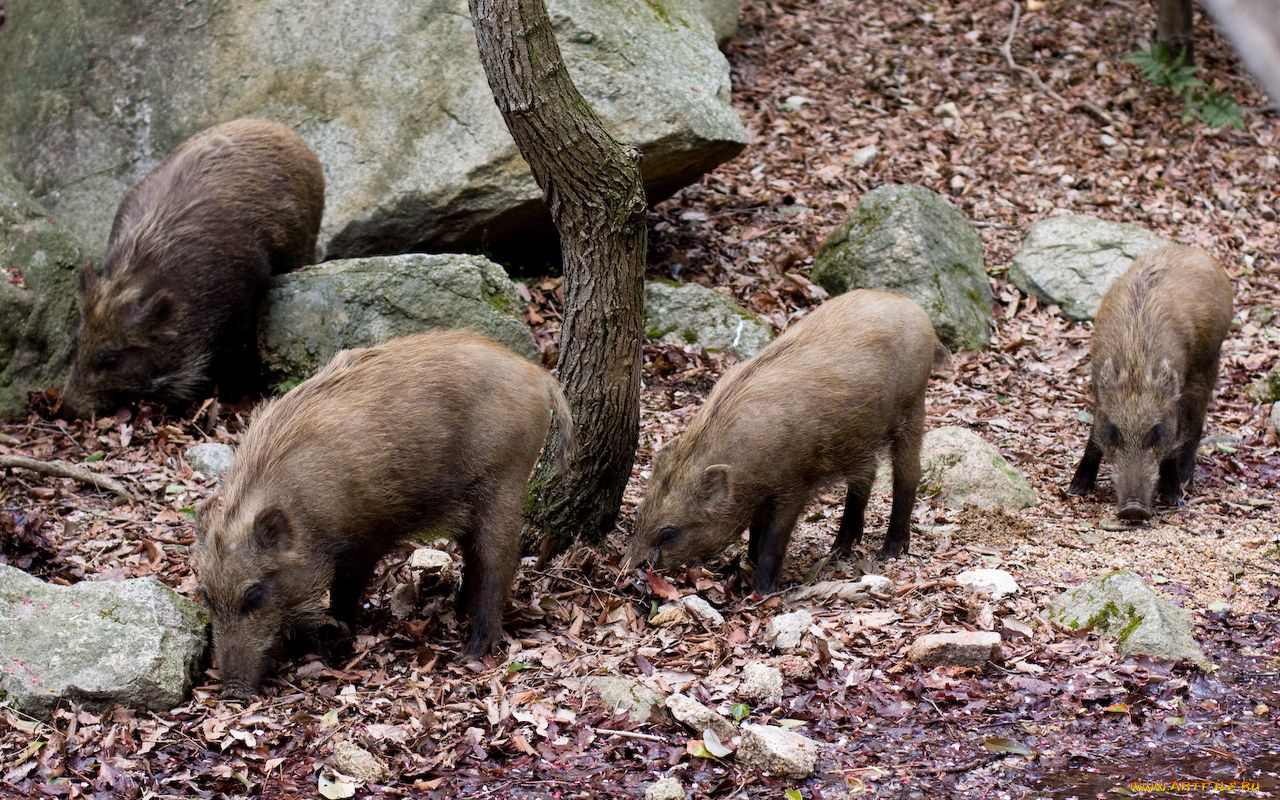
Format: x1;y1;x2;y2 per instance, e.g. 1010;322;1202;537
907;631;1001;668
0;564;208;717
0;168;85;417
0;0;747;262
260;253;536;386
1048;570;1207;665
811;185;991;350
645;280;774;359
1009;215;1172;321
1246;363;1280;404
916;426;1037;511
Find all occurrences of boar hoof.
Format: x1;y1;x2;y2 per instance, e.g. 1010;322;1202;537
1116;503;1152;522
876;542;907;561
221;680;258;701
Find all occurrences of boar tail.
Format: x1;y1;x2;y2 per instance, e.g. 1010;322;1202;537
932;339;954;377
545;375;575;475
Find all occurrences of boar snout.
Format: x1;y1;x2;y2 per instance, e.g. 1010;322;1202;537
1116;502;1152;522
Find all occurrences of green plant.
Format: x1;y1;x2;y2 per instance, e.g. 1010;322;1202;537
1124;42;1244;129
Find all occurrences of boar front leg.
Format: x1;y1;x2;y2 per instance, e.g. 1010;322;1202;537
1068;438;1103;496
834;458;878;557
329;551;381;628
749;494;807;594
1176;381;1212;495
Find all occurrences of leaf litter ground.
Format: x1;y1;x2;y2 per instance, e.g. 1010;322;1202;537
2;1;1279;798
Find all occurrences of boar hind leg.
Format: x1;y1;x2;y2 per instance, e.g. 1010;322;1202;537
458;490;522;659
749;495;807;594
881;408;923;560
1068;438;1103;496
834;458;878;557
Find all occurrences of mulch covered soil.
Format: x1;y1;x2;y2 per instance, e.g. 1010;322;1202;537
2;1;1279;798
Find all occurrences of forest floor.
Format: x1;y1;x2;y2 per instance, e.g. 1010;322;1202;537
2;1;1279;798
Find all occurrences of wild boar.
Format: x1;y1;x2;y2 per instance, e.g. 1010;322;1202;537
1068;244;1232;520
192;331;572;698
61;118;325;416
625;290;948;593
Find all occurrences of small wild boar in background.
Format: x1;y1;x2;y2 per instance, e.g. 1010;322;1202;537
61;118;325;416
626;290;949;593
1068;244;1232;521
193;331;572;698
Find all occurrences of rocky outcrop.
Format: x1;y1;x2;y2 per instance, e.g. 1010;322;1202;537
811;185;991;350
0;0;747;263
0;168;85;417
916;427;1037;511
260;253;536;386
0;564;208;716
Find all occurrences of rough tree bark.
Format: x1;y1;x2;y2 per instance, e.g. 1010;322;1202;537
468;0;647;556
1198;0;1280;103
1155;0;1195;62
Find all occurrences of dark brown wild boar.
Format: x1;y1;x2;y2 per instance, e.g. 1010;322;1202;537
1068;244;1232;520
61;118;325;416
192;331;572;698
625;290;948;592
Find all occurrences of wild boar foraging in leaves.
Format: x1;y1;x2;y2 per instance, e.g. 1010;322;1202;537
1068;245;1232;521
61;118;325;416
192;331;573;698
626;290;949;593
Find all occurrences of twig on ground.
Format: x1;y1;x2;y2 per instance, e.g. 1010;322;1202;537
1001;1;1114;126
0;455;132;502
595;728;666;742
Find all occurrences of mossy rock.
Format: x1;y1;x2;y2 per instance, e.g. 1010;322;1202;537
811;185;991;350
260;253;537;385
643;279;773;358
1048;570;1207;665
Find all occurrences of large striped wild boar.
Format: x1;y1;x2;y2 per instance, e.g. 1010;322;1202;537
625;290;949;593
1068;244;1232;520
192;331;573;698
61;118;324;416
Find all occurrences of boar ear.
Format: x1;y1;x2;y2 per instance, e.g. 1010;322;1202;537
1096;359;1116;390
251;507;292;552
132;289;178;337
697;464;734;513
1156;359;1181;397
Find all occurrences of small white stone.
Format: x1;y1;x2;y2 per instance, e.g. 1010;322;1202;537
1099;133;1118;147
681;595;724;626
665;693;736;740
949;174;966;191
857;574;892;593
644;776;686;800
741;662;784;704
907;631;1001;667
850;145;879;168
766;610;813;651
955;568;1020;600
932;101;960;119
184;443;235;478
1059;174;1076;187
782;95;810;112
408;547;455;573
736;724;818;778
332;738;388;783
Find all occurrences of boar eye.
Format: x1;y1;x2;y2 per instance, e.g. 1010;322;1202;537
92;350;122;372
241;583;267;615
657;527;680;546
1106;424;1121;448
1146;424;1164;448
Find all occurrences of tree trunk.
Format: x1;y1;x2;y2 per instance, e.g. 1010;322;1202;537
1199;0;1280;104
468;0;647;556
1155;0;1195;63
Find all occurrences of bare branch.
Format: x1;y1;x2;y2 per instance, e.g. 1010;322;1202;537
0;455;132;502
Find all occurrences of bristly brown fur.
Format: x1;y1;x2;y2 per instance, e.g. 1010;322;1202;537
1069;244;1232;518
627;290;945;592
62;118;325;416
192;330;573;696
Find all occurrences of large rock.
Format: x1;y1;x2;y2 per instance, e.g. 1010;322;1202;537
0;168;85;417
0;0;747;262
917;427;1037;511
907;631;1001;668
645;280;773;359
260;253;537;386
0;564;208;717
1009;215;1172;321
1048;570;1207;665
811;185;991;350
